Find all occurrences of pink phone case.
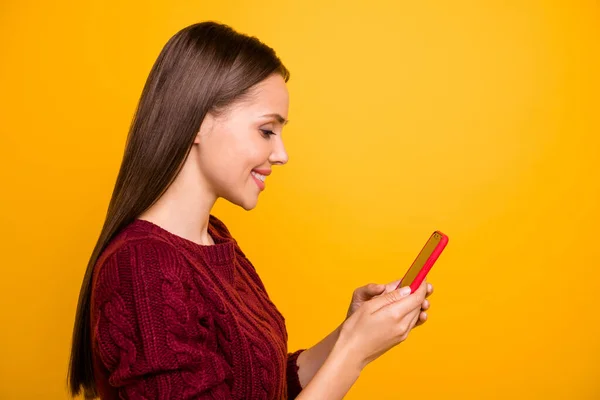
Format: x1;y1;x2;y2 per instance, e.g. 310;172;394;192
397;231;449;293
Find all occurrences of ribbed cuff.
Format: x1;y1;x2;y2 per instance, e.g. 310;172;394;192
286;349;306;399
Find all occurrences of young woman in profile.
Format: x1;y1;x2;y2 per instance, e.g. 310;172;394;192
68;21;433;400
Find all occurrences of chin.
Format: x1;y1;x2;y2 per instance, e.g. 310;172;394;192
228;194;258;211
242;203;257;211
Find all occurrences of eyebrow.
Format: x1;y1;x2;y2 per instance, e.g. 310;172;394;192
261;113;289;125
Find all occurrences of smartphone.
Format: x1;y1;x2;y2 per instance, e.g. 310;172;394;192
396;231;449;293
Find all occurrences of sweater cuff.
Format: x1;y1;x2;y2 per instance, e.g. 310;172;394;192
287;349;305;399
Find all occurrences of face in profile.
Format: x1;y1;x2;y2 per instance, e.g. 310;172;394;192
193;73;290;210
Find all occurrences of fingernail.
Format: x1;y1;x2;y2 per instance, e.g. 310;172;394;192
399;287;412;297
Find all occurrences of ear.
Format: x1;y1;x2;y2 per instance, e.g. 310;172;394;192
194;112;216;144
193;131;202;145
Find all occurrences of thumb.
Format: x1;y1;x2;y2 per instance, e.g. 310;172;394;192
363;283;386;296
384;279;402;293
354;283;386;302
366;286;412;312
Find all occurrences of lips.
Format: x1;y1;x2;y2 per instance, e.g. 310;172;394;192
251;169;270;191
252;169;272;176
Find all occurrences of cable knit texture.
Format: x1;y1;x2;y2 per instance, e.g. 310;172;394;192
90;215;305;399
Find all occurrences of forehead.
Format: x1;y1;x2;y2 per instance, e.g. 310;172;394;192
239;74;289;117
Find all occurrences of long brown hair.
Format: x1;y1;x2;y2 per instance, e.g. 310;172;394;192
68;21;290;398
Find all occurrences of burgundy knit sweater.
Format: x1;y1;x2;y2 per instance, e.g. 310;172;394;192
90;215;305;399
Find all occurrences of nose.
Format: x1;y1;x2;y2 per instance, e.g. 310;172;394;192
269;136;289;166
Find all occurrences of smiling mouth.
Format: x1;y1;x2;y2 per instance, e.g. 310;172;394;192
251;171;266;182
251;171;266;190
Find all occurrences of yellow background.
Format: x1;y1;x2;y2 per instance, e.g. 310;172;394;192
1;1;599;399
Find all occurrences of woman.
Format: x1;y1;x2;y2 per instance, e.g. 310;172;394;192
68;21;433;399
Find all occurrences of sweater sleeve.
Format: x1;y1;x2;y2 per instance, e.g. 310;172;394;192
286;349;305;399
92;240;233;399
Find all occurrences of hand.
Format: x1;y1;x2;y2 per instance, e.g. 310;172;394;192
346;280;434;327
337;280;429;370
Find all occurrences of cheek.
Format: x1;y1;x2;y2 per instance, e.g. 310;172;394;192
234;137;269;169
246;146;268;167
201;130;270;187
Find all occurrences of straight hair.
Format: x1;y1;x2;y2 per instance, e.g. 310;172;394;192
67;21;289;398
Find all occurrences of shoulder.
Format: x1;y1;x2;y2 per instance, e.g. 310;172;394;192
93;226;186;296
99;220;180;262
90;228;206;330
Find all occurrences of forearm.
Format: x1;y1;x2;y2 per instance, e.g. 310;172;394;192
295;340;362;400
296;324;342;387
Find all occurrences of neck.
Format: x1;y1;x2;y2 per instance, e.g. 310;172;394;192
139;159;217;246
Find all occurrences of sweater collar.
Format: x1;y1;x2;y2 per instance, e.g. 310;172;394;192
132;218;237;284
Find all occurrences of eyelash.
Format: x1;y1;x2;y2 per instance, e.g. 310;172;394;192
260;129;275;138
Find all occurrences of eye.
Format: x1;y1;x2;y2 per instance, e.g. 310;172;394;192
260;129;275;138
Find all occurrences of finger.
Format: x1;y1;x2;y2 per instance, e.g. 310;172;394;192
366;286;413;313
353;283;385;302
412;280;428;301
362;283;386;297
402;307;422;333
421;299;430;311
412;309;422;327
426;283;434;298
417;279;427;293
415;311;428;327
384;279;402;293
373;286;425;317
